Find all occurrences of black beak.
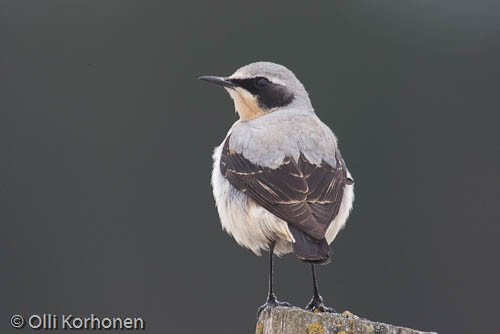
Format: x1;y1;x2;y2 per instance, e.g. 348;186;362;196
198;76;236;88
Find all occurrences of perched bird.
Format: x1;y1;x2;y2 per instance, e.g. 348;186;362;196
200;62;354;315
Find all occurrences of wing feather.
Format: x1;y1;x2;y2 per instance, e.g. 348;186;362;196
220;135;352;240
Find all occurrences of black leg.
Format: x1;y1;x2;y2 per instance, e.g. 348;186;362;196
256;241;292;318
305;264;336;313
266;241;277;304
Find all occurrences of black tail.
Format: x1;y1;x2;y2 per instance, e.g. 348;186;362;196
289;226;331;265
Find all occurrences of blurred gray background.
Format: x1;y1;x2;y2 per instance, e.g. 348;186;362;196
1;1;499;333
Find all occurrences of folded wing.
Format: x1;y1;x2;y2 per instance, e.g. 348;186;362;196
220;135;353;262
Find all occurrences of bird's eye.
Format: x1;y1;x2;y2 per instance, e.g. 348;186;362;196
254;77;269;89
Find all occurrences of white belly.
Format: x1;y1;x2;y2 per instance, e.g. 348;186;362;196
211;141;354;257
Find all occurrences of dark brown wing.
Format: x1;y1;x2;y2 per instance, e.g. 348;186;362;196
299;149;353;228
220;135;353;240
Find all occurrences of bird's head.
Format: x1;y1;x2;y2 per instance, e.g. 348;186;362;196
199;62;313;121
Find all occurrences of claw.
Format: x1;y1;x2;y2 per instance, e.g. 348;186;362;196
305;296;336;313
257;296;293;318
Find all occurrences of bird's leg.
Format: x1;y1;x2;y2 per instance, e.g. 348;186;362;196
257;241;292;318
305;264;336;313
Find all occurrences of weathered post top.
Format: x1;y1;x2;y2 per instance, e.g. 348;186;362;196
256;307;437;334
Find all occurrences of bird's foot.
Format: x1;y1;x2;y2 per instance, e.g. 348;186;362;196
305;295;336;313
257;295;292;318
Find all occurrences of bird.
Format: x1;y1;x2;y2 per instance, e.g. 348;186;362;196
199;62;354;315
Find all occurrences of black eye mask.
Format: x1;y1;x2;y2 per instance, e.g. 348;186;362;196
229;77;295;110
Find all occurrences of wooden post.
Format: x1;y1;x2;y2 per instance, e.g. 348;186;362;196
256;307;437;334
